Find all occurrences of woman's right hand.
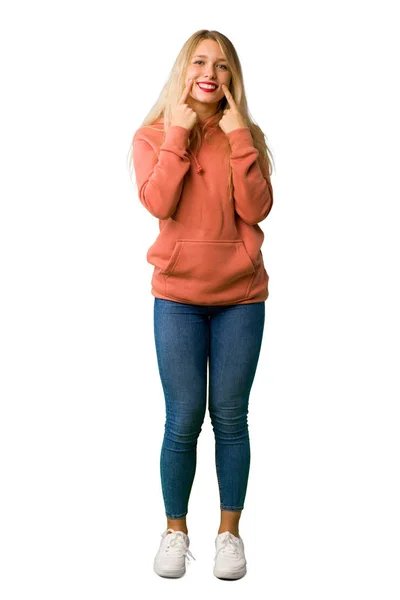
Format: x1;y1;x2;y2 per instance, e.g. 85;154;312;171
170;79;198;131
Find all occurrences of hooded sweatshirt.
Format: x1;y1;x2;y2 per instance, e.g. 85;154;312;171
132;113;273;306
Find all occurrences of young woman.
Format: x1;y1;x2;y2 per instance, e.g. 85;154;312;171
129;29;274;580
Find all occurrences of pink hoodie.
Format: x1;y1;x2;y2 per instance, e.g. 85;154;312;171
132;114;273;305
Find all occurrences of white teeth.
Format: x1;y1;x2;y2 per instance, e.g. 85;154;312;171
198;83;217;90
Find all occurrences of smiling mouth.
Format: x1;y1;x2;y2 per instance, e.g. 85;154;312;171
197;83;218;92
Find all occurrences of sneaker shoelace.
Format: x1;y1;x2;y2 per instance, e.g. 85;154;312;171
215;532;240;559
163;529;196;563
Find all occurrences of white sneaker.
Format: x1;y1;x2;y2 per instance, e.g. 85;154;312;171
213;531;247;579
153;528;196;578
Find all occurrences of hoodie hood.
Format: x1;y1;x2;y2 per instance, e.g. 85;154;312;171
153;112;221;175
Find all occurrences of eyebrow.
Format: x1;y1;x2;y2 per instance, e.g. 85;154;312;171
192;54;228;62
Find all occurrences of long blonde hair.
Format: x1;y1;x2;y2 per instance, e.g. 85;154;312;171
127;29;275;200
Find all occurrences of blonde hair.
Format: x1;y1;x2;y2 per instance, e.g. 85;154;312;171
127;29;275;200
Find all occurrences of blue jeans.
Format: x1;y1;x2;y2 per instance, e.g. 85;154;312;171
153;298;265;519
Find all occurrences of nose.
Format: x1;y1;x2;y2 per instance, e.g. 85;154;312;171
203;68;217;80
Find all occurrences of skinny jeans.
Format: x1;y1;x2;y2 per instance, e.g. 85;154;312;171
153;297;265;519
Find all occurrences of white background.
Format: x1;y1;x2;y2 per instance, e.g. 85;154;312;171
1;1;399;598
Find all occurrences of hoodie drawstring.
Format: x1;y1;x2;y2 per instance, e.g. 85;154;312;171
186;114;221;175
188;148;203;174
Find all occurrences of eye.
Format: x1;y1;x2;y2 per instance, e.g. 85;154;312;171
194;60;228;70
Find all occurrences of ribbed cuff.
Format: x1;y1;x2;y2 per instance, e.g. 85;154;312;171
164;125;191;149
226;127;253;153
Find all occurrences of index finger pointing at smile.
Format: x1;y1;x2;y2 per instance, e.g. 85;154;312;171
180;79;195;104
222;83;236;107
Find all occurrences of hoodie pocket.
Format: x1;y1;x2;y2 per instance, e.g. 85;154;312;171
159;239;256;304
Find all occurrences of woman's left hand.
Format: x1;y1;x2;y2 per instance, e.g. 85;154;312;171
218;84;247;134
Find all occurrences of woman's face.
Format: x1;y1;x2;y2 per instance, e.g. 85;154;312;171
185;39;232;107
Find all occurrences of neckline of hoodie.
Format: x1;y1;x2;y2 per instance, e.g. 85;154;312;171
150;114;222;175
152;112;220;128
